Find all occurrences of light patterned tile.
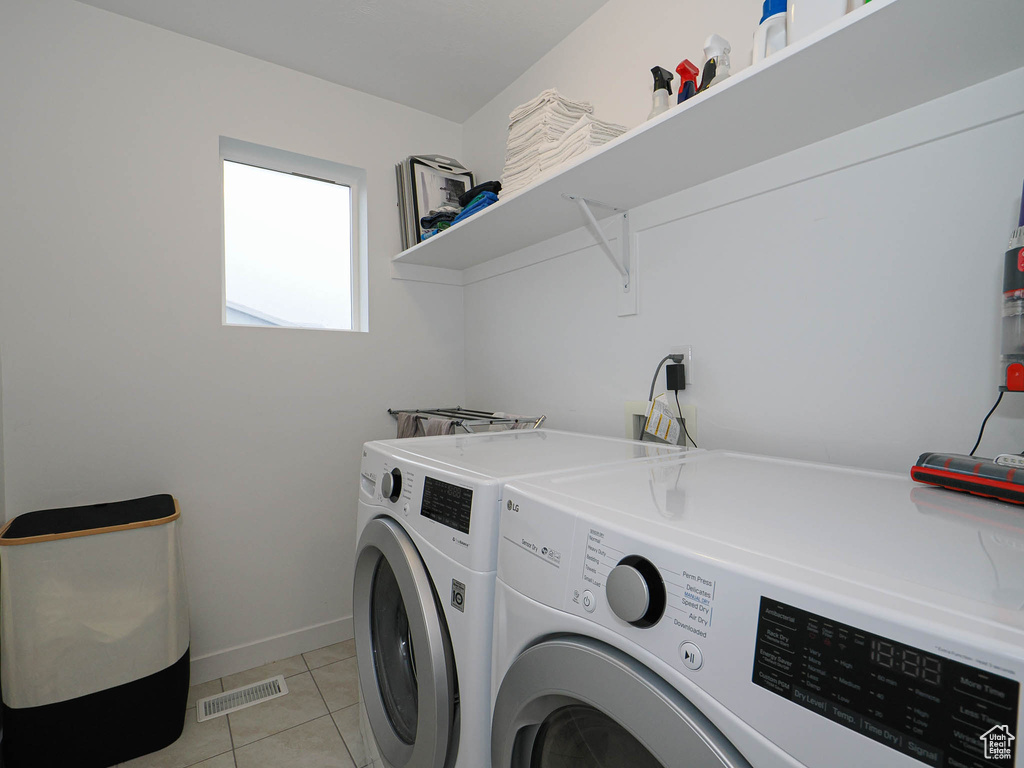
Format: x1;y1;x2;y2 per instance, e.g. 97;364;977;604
234;716;355;768
118;714;232;768
221;654;308;691
303;639;357;670
186;754;236;768
187;679;224;709
228;671;328;747
311;657;360;712
333;704;374;768
332;704;369;767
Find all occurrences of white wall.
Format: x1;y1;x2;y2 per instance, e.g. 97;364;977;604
461;0;1024;473
0;0;465;681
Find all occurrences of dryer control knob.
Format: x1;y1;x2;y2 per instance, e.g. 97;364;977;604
381;468;402;503
606;556;666;628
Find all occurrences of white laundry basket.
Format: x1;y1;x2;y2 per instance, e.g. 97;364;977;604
0;494;190;768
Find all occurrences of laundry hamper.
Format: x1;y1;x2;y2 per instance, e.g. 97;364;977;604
0;494;190;768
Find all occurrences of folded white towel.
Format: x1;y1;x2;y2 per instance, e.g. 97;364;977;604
561;114;627;139
508;88;593;124
508;112;584;143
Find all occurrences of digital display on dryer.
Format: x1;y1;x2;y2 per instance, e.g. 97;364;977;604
421;476;472;534
752;597;1019;767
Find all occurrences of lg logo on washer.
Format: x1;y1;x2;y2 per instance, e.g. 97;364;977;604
506;499;519;512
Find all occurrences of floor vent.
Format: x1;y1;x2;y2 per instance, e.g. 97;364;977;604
196;675;289;722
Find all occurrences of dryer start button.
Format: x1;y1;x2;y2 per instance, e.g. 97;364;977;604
679;641;703;671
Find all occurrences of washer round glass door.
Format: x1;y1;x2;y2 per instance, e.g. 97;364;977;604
354;516;456;768
369;556;418;743
491;636;751;768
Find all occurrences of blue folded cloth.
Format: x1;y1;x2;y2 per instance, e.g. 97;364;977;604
450;191;498;225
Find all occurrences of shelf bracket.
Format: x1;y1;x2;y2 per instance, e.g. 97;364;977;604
564;194;637;316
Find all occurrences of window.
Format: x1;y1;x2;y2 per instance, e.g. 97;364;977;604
220;137;367;331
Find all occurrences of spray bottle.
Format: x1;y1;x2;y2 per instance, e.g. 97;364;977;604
698;34;732;93
648;66;675;119
675;60;699;103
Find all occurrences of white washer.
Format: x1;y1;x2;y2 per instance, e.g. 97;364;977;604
492;450;1024;768
353;429;684;768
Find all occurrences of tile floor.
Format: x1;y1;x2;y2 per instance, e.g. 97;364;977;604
116;639;376;768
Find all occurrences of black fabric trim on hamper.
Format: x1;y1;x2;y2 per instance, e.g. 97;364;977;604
2;494;176;539
2;647;190;768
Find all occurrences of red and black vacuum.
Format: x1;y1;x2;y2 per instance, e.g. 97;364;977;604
912;184;1024;504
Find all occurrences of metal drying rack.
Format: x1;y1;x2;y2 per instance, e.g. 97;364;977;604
387;406;546;434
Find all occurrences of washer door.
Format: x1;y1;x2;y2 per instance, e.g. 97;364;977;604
354;516;456;768
491;636;751;768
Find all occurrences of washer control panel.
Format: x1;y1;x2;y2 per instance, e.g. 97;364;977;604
360;442;500;572
420;475;473;534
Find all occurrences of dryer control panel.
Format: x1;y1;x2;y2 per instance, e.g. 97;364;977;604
752;597;1019;767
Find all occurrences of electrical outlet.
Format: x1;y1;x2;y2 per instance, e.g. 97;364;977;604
670;346;692;386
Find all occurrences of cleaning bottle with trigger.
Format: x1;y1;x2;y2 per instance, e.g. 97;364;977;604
698;34;732;93
648;66;674;119
675;60;699;103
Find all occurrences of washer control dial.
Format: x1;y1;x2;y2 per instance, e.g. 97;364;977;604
606;555;666;628
380;468;402;503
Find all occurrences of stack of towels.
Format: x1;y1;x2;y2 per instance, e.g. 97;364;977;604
421;180;502;240
501;89;627;197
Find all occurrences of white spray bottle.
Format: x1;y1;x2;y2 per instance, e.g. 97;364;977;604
648;66;675;120
697;34;732;92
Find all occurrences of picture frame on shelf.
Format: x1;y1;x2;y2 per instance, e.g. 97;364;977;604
395;155;473;247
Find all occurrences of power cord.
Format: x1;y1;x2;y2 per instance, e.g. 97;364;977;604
969;391;1003;457
675;390;698;448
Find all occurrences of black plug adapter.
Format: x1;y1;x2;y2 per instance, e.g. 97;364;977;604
666;363;686;391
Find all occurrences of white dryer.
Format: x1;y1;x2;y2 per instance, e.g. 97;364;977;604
492;451;1024;768
352;429;683;768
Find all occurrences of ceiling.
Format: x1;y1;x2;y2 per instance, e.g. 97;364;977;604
75;0;611;122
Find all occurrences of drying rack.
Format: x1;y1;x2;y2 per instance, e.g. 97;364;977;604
388;406;546;434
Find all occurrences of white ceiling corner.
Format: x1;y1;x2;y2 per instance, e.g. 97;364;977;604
74;0;612;122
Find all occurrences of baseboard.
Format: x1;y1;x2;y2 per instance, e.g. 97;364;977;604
189;616;353;684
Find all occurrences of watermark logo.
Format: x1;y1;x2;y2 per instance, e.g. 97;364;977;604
980;725;1015;761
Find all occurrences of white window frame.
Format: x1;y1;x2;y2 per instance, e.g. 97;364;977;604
219;136;369;332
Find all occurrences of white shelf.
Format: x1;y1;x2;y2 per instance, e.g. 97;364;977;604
392;0;1024;273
